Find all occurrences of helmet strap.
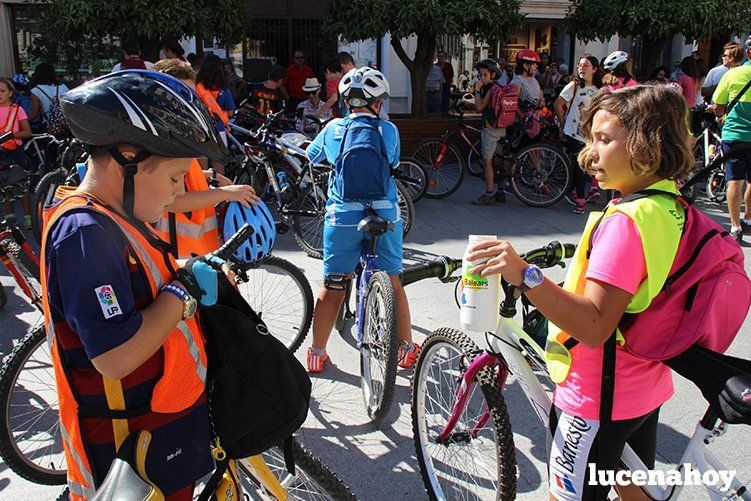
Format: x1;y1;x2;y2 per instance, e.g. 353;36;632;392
108;147;152;218
365;104;379;116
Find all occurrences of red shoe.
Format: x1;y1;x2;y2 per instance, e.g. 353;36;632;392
307;348;330;373
398;342;421;369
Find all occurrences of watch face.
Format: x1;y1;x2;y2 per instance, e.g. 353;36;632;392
525;266;544;286
184;296;198;319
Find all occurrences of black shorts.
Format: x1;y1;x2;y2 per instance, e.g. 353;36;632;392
722;140;751;181
548;406;660;501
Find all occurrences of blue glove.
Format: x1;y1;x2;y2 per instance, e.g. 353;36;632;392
176;255;225;307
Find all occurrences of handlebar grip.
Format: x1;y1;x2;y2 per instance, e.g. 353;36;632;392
212;224;254;261
563;243;576;259
400;256;462;286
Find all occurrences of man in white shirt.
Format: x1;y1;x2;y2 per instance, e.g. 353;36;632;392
702;42;743;102
111;39;155;72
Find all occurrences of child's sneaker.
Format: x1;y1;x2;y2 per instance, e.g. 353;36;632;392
471;192;496;205
307;347;330;373
564;189;578;206
586;187;601;203
494;190;507;203
398;342;421;369
573;199;586;214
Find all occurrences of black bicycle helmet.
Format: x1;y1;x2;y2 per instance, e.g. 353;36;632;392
474;59;500;79
61;70;230;217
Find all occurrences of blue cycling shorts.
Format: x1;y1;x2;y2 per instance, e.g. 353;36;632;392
322;209;403;277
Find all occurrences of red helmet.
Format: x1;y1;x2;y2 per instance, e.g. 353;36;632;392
516;50;541;64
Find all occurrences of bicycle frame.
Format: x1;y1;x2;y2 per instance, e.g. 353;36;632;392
437;316;751;500
353;244;380;348
0;222;41;310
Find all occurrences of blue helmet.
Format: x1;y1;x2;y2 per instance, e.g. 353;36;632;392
223;201;276;263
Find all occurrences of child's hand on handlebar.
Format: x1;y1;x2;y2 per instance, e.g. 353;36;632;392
467;239;527;286
221;184;260;207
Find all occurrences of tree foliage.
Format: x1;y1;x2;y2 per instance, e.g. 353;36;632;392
32;0;251;77
324;0;525;116
566;0;751;75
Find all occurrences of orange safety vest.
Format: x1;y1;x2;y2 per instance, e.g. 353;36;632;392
196;82;230;127
40;187;208;500
153;160;220;259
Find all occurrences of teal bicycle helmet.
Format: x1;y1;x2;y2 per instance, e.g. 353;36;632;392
223;200;276;263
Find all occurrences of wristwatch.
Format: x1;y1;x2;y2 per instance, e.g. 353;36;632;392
517;265;544;293
163;282;197;319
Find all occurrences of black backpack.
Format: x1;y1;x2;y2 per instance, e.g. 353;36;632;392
196;276;311;496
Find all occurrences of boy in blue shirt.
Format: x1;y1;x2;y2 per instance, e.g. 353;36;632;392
305;68;418;373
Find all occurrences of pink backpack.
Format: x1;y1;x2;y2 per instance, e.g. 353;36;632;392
596;190;751;360
490;82;519;128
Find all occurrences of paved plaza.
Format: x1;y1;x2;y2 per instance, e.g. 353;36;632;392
1;173;749;500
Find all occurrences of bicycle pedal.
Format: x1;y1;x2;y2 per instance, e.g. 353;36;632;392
275;221;289;234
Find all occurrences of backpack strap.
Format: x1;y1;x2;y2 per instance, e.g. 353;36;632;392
196;457;229;501
2;105;19;133
599;333;617;424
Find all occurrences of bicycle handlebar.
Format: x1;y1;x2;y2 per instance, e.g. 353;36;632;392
212;224;254;262
400;256;462;287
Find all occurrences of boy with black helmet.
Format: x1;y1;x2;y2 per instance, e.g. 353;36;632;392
43;70;231;499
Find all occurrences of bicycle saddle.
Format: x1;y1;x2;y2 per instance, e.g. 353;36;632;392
358;205;394;236
92;430;164;501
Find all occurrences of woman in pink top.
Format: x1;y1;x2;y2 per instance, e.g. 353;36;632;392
467;86;694;501
602;51;638;91
0;78;33;227
677;56;699;107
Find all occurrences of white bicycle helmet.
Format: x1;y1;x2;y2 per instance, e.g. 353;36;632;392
603;51;629;71
338;67;390;107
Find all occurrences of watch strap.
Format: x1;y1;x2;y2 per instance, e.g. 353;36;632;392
163;282;190;302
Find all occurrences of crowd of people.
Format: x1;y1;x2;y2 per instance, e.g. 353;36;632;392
0;33;750;501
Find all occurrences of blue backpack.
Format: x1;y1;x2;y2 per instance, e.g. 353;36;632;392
333;117;391;201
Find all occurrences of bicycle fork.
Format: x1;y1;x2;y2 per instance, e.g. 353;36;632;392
436;352;509;445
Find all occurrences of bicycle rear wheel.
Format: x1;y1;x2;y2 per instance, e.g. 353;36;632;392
360;271;399;423
292;182;327;259
411;140;466;198
395;180;415;238
0;326;67;485
395;156;428;203
706;168;727;204
412;328;516;500
510;143;571;207
238;438;356;500
236;255;314;354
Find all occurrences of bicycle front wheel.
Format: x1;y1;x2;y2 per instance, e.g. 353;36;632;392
238;438;356;500
510;143;571;207
292;182;327;259
395;156;428;203
467;139;484;177
395;180;415;238
411;140;466;198
412;327;516;500
360;271;399;423
706;168;727;204
236;256;314;354
0;326;67;485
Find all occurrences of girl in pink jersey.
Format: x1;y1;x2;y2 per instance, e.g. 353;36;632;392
467;85;694;501
602;51;638;92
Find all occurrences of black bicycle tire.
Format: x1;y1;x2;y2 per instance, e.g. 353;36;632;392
467;139;484;177
361;271;399;423
31;168;66;245
291;182;326;259
395;180;415;238
1;237;40;282
239;438;357;500
237;255;314;354
510;142;572;208
0;284;7;310
396;156;428;203
0;326;67;485
411;327;517;500
706;168;727;204
411;140;466;199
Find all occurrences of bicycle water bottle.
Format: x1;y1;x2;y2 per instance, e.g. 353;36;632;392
276;171;291;191
460;235;501;333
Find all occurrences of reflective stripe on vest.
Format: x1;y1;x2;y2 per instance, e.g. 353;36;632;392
40;187;208;498
153;160;220;259
544;179;685;384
